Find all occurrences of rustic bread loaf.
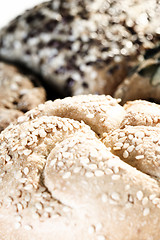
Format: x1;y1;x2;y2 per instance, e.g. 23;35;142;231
0;0;159;96
0;95;160;240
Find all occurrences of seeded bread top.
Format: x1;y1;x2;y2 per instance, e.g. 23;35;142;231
0;0;159;96
1;95;160;240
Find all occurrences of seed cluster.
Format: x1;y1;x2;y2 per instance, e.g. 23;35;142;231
104;125;160;178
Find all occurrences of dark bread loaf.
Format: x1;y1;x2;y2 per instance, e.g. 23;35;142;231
0;0;159;96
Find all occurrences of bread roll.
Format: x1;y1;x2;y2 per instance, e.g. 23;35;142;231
0;0;159;96
114;45;160;104
1;95;160;239
0;61;46;132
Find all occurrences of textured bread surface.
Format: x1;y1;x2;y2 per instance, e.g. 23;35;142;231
1;95;160;239
0;0;159;96
0;61;46;132
114;48;160;104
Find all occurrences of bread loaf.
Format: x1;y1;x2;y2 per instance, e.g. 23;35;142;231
0;0;159;96
1;95;160;239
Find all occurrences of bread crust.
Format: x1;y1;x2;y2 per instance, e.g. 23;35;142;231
0;62;46;132
114;50;160;104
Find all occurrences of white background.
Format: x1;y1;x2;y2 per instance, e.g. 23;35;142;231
0;0;45;28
